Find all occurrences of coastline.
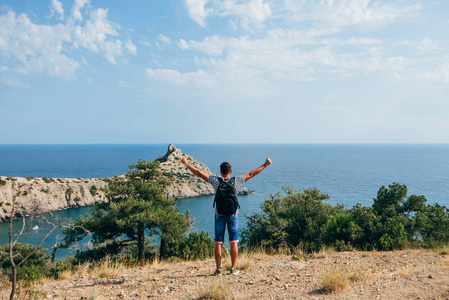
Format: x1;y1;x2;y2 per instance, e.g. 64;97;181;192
0;144;252;223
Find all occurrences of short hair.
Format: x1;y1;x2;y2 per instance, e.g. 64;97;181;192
220;162;232;175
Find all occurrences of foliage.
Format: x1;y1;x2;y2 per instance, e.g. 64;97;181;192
0;243;50;281
41;177;54;183
243;183;449;253
90;185;97;196
177;231;214;260
47;256;78;279
62;159;192;264
242;187;337;252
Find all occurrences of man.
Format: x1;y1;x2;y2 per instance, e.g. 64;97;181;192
180;155;271;275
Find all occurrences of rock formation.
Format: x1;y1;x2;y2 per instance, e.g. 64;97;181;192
0;144;253;222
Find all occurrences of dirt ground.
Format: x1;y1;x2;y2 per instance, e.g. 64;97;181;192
2;249;449;300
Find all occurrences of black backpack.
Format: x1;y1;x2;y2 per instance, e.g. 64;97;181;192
213;177;240;216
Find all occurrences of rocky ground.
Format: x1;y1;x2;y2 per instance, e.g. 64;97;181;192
2;249;449;299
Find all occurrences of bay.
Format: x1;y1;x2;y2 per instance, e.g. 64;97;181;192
1;144;448;259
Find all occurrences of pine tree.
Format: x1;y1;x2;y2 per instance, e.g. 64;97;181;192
62;159;191;264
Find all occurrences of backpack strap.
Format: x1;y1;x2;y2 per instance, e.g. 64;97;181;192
213;177;224;208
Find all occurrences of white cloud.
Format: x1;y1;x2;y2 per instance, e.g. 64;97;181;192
146;68;198;85
178;39;189;49
216;0;271;31
169;0;432;98
0;11;77;78
417;37;438;52
72;0;90;21
125;39;137;55
423;64;449;82
0;2;135;79
178;28;389;82
185;0;208;27
72;8;118;52
279;0;421;28
157;34;171;44
0;75;30;87
118;79;130;88
51;0;64;20
185;0;271;30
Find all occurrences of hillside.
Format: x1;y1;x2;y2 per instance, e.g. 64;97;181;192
2;249;449;299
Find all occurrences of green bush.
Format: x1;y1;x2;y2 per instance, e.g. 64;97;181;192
0;243;50;281
44;256;79;279
242;187;336;252
42;177;54;183
90;185;98;196
179;231;214;260
243;183;449;253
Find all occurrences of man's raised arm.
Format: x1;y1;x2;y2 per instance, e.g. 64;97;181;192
181;156;209;182
244;157;271;182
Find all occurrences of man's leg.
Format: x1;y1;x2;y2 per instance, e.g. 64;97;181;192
214;242;223;270
228;214;239;271
230;240;238;269
214;214;226;273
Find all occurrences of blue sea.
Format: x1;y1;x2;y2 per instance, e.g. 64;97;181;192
1;144;448;258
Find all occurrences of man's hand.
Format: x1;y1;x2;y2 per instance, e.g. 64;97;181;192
180;156;188;165
265;157;272;167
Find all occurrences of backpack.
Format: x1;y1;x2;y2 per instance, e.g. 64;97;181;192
213;177;240;216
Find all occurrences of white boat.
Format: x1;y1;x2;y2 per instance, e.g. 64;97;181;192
32;225;39;230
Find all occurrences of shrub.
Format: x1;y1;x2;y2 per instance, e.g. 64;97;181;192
90;185;98;196
322;268;348;293
42;177;54;183
243;183;449;253
0;243;50;281
198;278;233;300
48;256;77;279
179;231;214;260
242;187;336;253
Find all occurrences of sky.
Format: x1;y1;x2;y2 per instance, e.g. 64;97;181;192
1;0;448;144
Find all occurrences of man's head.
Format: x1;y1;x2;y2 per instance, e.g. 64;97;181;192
220;162;232;176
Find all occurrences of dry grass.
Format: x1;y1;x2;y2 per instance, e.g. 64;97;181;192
315;247;336;259
58;269;74;280
321;267;348;293
436;245;449;256
395;266;421;276
74;262;91;278
92;256;124;278
197;277;234;300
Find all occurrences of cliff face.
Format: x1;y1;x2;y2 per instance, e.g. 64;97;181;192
156;143;215;199
0;144;251;222
0;176;108;222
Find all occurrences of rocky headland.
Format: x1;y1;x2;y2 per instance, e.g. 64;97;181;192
0;144;252;223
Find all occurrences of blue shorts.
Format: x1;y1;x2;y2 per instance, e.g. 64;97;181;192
214;213;239;243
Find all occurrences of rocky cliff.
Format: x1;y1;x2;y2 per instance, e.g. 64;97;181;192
0;144;252;222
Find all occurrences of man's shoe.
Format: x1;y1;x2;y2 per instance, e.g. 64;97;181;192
230;268;240;275
214;269;222;276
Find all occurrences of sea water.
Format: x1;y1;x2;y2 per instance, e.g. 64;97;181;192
1;144;448;258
